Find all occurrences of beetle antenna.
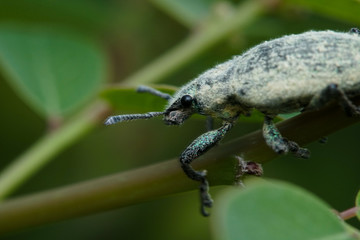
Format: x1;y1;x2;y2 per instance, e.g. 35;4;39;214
104;112;164;125
137;85;172;100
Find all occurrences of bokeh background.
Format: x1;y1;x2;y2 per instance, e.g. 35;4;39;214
0;0;359;239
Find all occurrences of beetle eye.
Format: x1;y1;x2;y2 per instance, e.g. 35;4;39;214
181;95;193;107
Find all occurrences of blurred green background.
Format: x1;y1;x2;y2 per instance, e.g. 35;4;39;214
0;0;359;239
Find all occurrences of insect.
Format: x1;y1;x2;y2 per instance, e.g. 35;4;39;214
105;28;360;216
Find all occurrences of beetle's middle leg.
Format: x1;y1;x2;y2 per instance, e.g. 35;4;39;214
263;116;310;158
305;83;360;117
180;122;233;216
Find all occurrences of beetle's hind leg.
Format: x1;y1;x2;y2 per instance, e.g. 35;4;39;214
263;116;310;159
305;83;360;117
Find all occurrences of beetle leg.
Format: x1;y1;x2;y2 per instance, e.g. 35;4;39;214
180;122;233;216
306;83;360;117
263;116;310;158
263;116;289;154
137;85;172;100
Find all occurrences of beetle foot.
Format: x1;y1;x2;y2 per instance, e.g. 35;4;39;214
283;138;310;159
199;174;213;217
273;138;290;154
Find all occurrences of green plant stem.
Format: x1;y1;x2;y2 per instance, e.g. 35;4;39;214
0;101;110;200
0;101;359;234
121;0;264;86
0;0;263;200
339;207;358;220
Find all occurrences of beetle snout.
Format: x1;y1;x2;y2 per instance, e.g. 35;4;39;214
164;111;182;125
164;110;189;125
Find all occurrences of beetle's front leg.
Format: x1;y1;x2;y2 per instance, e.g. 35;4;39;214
180;122;233;216
263;116;310;159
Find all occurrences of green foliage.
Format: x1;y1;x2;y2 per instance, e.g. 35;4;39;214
0;24;106;117
213;180;359;240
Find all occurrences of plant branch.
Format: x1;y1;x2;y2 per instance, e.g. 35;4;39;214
0;100;359;234
339;207;359;221
0;101;110;200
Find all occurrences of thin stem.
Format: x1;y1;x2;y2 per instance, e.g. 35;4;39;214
0;101;110;200
339;207;358;220
0;101;359;234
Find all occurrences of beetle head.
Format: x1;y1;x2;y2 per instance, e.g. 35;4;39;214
164;95;195;125
104;88;199;127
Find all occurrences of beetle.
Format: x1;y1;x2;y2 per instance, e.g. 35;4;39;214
105;28;360;216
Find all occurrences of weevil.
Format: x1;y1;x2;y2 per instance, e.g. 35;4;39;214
105;28;360;216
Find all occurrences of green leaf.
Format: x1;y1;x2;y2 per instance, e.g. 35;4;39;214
212;180;358;240
283;0;360;26
150;0;217;27
0;0;117;34
0;24;106;118
356;190;360;221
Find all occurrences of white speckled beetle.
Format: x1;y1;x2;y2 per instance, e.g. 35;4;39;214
105;28;360;216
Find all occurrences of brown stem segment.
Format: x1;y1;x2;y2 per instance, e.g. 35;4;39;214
339;206;358;220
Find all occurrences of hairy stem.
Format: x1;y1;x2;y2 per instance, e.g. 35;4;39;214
0;101;359;234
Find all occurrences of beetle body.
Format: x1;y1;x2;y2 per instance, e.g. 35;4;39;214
166;30;360;124
106;29;360;216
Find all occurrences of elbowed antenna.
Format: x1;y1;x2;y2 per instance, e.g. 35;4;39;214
104;112;164;125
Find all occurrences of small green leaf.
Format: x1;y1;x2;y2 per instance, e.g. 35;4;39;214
100;85;177;113
212;180;358;240
283;0;360;26
150;0;217;27
356;190;360;221
0;24;106;118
